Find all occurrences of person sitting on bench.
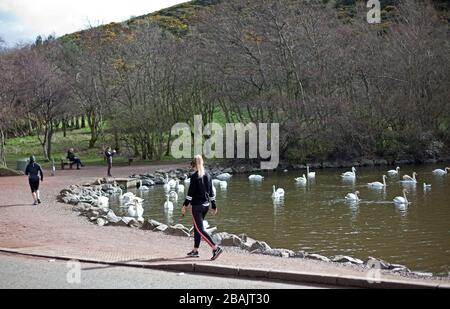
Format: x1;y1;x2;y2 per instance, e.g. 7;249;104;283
67;148;84;170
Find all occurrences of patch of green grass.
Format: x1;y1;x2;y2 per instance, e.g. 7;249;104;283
5;128;130;169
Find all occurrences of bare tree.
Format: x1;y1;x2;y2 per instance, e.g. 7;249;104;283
13;47;71;161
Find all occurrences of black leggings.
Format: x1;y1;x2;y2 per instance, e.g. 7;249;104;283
191;204;216;249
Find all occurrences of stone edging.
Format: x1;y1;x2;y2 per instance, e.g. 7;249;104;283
57;172;444;282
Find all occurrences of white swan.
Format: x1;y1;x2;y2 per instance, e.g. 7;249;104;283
97;196;109;208
219;180;228;189
295;174;307;185
402;172;417;183
127;199;144;219
387;167;400;177
212;179;221;187
164;195;173;210
169;190;178;202
163;182;171;193
138;180;149;191
393;189;409;205
306;165;316;178
248;175;264;181
345;191;360;202
216;173;232;181
120;192;139;205
176;179;184;193
184;174;191;186
272;185;285;199
432;167;449;176
368;175;387;189
341;167;356;179
166;175;177;189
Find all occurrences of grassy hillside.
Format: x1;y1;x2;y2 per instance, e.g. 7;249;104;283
59;0;448;44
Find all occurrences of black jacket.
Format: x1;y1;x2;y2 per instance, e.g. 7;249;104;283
25;162;43;181
183;171;216;209
67;151;76;161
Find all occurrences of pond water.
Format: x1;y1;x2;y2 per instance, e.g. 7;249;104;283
110;164;450;275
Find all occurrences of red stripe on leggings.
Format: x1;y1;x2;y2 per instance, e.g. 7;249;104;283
191;208;214;248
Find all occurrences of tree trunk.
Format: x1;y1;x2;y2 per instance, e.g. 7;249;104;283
27;116;33;135
0;129;6;167
81;115;86;128
165;131;172;157
75;116;80;129
63;117;67;137
46;126;53;161
87;112;99;149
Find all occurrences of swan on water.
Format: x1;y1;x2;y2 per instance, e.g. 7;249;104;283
368;175;387;189
345;191;360;202
216;173;232;181
432;167;449;176
393;189;409;205
402;172;417;183
138;179;149;191
164;195;174;210
272;185;285;199
295;174;307;185
387;167;400;177
248;175;264;181
306;165;316;178
341;167;356;180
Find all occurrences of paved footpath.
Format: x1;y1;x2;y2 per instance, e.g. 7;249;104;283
0;163;449;289
0;253;328;289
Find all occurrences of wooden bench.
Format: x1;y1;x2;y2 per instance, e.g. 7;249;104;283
60;158;74;170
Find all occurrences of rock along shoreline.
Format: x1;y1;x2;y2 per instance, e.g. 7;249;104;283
57;167;443;280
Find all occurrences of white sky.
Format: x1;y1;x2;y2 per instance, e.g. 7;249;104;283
0;0;187;46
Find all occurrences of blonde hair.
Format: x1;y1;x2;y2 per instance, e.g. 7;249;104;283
191;154;205;178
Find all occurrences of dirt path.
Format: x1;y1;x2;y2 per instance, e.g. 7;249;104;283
0;162;448;288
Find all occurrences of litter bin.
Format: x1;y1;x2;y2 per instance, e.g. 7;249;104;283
16;158;29;172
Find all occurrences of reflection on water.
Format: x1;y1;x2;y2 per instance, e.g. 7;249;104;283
110;164;450;275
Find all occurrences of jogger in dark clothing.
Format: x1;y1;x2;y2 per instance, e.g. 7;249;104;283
25;155;43;205
181;155;223;260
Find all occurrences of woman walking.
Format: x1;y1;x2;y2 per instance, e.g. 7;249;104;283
25;155;44;205
181;155;223;260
